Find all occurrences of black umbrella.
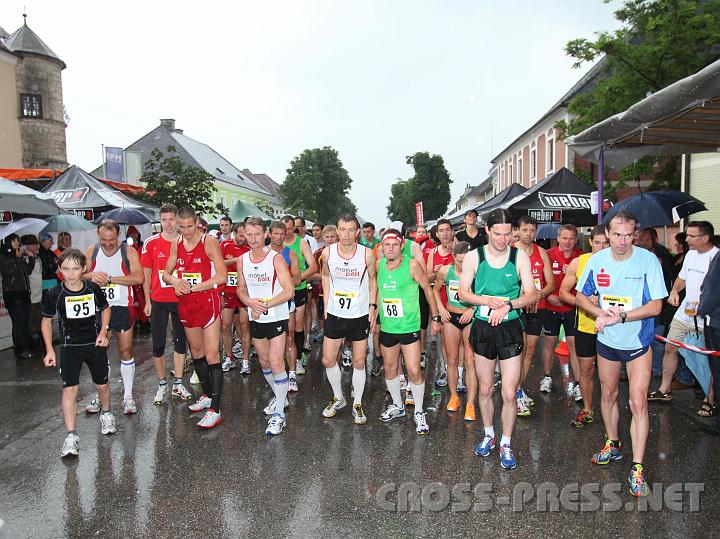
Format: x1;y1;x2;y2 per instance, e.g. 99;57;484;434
602;190;707;228
93;207;153;224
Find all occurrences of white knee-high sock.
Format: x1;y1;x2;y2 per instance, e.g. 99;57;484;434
273;372;289;416
352;367;366;405
410;381;425;412
262;368;276;394
386;376;403;408
120;358;135;399
326;364;343;400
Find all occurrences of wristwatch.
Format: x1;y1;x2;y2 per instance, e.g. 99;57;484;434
432;315;442;322
620;311;627;324
506;300;514;310
369;303;378;309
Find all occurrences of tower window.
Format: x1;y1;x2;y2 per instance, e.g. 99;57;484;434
20;94;43;118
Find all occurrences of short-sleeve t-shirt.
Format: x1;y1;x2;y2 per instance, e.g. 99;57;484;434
42;280;109;346
674;246;718;328
577;247;667;350
141;233;178;303
455;228;485;250
547;246;583;313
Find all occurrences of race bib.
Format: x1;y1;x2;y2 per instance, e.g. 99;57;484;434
600;294;632;311
382;298;404;318
533;277;542;291
448;280;460;303
334;290;357;310
478;296;510;320
101;283;117;301
227;272;238;287
158;269;177;288
65;294;95;319
182;273;202;287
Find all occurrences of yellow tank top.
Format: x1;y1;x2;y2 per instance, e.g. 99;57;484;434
576;253;596;334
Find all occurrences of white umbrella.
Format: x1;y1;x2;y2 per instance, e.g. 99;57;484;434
0;218;48;241
0;177;67;216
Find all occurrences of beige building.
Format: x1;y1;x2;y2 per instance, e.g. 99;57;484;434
0;17;68;170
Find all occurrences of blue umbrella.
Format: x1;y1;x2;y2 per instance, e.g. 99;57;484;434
93;207;154;224
602;190;706;228
680;333;711;396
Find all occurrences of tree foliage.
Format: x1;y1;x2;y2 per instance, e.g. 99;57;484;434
386;152;452;224
280;146;356;223
139;146;228;217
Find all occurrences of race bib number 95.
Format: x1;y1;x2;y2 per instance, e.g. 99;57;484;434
65;294;95;319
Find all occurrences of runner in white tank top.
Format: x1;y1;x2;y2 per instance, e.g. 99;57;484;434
320;215;378;425
91;245;131;308
241;249;290;323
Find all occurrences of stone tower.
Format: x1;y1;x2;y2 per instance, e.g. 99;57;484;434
3;15;68;169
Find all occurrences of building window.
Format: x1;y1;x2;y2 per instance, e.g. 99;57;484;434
220;196;227;208
517;155;523;184
547;136;555;173
20;94;42;118
508;161;513;184
530;143;537;181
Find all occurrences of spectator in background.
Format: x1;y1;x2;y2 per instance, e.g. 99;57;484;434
219;216;233;242
21;235;43;352
672;232;688;281
125;226;149;331
0;234;33;359
54;232;72;256
39;233;59;290
455;209;485;249
360;222;380;249
311;223;326;251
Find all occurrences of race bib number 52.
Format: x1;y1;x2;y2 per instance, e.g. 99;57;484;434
65;294;95;319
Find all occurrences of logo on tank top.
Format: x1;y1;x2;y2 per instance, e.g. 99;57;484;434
248;272;271;283
597;269;610;287
193;258;202;263
177;259;185;266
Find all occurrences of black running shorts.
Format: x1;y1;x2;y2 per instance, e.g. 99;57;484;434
250;319;288;340
469;318;524;360
60;343;109;388
324;313;370;341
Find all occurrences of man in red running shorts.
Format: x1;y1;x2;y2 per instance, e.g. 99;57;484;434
220;222;251;374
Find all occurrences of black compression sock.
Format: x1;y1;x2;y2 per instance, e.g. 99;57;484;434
208;363;223;412
294;331;305;355
193;357;211;396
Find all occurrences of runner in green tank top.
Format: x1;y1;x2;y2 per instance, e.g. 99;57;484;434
458;209;535;471
376;227;441;435
282;216;318;368
433;242;478;421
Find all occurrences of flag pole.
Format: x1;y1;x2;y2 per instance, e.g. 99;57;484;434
597;147;604;224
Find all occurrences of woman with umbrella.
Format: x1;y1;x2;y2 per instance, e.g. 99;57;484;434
0;234;34;359
126;226;149;332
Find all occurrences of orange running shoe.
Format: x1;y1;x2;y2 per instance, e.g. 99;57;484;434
446;395;460;412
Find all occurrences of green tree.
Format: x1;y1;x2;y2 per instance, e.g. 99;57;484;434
280;146;356;223
139;146;228;217
386;152;452;223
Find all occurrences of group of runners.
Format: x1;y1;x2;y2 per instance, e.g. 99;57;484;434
43;202;674;496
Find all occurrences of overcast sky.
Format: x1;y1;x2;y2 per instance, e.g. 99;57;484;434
1;1;620;225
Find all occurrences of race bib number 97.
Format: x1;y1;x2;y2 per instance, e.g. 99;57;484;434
65;294;95;319
382;298;404;318
334;291;357;310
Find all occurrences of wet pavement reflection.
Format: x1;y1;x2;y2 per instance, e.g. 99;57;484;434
0;333;718;537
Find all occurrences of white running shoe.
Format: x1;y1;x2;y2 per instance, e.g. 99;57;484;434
153;385;168;405
85;397;101;414
379;403;406;422
100;412;117;435
399;374;407;391
172;383;193;400
414;411;430;435
190;371;200;385
352;404;367;425
60;433;79;457
295;360;305;375
188;395;212;413
322;396;347;418
420;352;427;369
565;381;575;397
221;357;236;372
540;376;553;393
240;359;251;375
404;387;414;407
264;396;289;416
288;377;299;393
521;388;535;407
573;383;583;402
232;342;242;357
197;409;222;429
123;399;137;415
266;413;286;435
341;348;352;368
517;397;531;417
434;372;448;388
304;334;312;350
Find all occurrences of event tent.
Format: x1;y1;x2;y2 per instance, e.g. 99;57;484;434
0;176;67;216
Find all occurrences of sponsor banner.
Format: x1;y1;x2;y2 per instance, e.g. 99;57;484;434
0;211;13;223
528;209;562;223
47;187;89;206
537;192;591;210
415;201;424;226
72;209;96;221
105;147;125;182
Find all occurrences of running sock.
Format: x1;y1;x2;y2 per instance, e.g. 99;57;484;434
484;425;495;438
326;364;343;400
67;430;76;436
294;331;305;357
500;435;511;447
158;379;167;387
458;366;464;379
352;367;366;405
273;372;289;416
193;357;211;396
409;381;425;412
173;377;182;385
386;376;403;408
120;358;136;399
208;363;223;412
262;368;276;393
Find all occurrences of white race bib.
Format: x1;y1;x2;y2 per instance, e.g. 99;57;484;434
101;283;117;301
382;298;404;318
333;290;357;310
533;277;542;290
65;294;95;319
159;269;177;288
600;294;633;311
182;273;202;287
478;296;510;320
448;280;460;303
227;272;238;287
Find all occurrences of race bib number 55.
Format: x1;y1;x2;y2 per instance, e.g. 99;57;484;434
65;294;95;319
182;273;202;287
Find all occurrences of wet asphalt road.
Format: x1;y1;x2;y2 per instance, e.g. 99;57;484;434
0;331;718;538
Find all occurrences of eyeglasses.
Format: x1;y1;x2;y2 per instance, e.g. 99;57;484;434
685;234;705;238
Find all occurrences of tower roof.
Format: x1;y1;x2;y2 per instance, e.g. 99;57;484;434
0;25;10;40
4;19;65;68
